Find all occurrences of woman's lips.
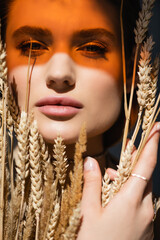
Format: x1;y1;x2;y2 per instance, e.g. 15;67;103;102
35;97;83;118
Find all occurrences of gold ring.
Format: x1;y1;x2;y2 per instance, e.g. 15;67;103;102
131;173;148;182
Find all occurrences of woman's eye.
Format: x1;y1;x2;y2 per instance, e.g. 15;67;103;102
16;40;49;57
76;42;108;59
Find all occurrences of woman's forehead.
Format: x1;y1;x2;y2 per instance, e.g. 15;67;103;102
7;0;119;37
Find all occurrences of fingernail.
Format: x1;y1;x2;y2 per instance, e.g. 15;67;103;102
84;157;96;171
156;122;160;132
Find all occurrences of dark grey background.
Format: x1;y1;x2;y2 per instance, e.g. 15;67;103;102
150;0;160;196
109;0;160;196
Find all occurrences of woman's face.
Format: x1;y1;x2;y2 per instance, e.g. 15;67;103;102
6;0;123;147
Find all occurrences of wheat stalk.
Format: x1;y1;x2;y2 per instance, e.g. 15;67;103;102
121;0;155;156
120;0;128;117
0;87;7;240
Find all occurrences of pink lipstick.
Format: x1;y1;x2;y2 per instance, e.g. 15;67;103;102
35;96;83;118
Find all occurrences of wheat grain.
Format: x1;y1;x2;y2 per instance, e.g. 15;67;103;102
29;119;43;240
142;56;159;132
45;197;60;240
102;172;111;207
134;0;155;44
23;194;35;240
39;134;51;182
40;162;54;238
7;88;20;133
111;140;134;197
16;111;29;188
137;37;154;108
0;41;7;85
53;136;68;189
63;203;81;240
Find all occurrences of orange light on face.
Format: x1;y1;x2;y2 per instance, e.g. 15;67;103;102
6;0;122;79
6;0;123;149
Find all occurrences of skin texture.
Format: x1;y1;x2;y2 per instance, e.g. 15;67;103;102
5;0;159;239
6;0;122;158
78;123;160;240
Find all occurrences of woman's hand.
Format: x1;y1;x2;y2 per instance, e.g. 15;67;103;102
77;123;160;240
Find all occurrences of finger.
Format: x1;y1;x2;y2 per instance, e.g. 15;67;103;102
127;123;160;197
81;157;102;216
106;168;117;181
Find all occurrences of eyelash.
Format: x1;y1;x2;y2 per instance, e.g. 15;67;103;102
16;40;49;57
76;42;108;59
16;40;108;59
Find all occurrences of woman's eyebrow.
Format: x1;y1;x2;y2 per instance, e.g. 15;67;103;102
71;28;116;46
12;26;53;45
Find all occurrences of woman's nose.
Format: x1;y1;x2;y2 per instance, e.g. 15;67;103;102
45;53;76;92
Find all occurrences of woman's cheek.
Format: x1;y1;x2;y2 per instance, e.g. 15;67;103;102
78;65;123;134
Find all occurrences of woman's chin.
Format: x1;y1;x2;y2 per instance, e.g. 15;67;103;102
43;135;78;145
37;125;80;145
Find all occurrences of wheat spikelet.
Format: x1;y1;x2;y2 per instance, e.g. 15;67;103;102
69;123;86;211
134;0;155;44
0;127;2;163
102;172;111;207
53;136;68;189
63;203;81;240
7;88;20;133
16;111;29;190
70;137;85;211
23;194;35;240
137;37;154;109
57;124;86;238
3;168;10;240
29;119;43;240
0;41;7;86
55;124;86;239
6;180;21;239
111;140;134;196
14;111;30;239
45;197;60;240
69;123;86;209
0;39;19;133
54;187;70;240
121;0;155;154
40;162;55;238
39;134;51;182
39;134;50;164
6;109;14;137
142;56;159;132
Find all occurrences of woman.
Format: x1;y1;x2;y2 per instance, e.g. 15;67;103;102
0;0;160;239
